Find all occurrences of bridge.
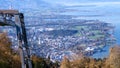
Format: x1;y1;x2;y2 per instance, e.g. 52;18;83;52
0;10;32;68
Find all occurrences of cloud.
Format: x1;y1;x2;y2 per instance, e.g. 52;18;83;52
42;0;120;6
60;2;120;6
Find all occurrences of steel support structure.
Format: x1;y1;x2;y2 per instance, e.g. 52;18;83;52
0;10;32;68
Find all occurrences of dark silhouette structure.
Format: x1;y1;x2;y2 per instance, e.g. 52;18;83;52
0;10;32;68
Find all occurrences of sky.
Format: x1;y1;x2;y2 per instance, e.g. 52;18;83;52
1;0;120;7
1;0;120;9
43;0;120;3
42;0;120;6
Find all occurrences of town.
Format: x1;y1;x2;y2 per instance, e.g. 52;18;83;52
0;14;116;61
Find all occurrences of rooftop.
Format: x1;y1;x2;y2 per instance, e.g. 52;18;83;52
0;10;19;14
